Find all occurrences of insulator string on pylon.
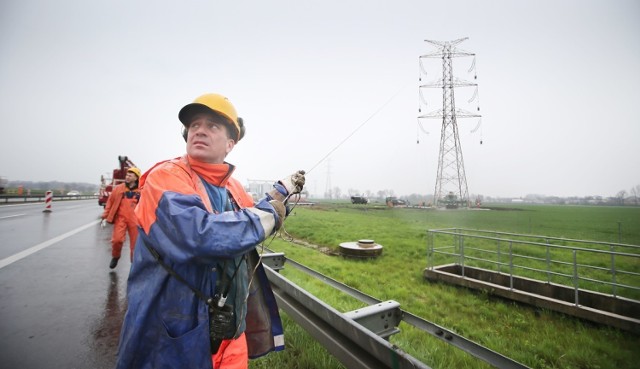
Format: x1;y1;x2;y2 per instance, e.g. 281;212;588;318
468;56;478;80
416;117;430;144
417;118;430;135
419;89;428;110
468;56;476;73
468;87;478;103
470;118;482;133
419;58;428;77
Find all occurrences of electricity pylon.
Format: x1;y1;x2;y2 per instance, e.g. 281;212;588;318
418;37;480;208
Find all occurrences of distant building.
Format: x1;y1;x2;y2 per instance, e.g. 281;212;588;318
246;179;274;202
246;179;309;202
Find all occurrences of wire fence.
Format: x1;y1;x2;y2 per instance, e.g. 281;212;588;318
427;228;640;301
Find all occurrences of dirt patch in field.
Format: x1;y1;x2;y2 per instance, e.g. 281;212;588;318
479;206;527;211
279;234;339;256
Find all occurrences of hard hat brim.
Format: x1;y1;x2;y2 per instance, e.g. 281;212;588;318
179;103;240;141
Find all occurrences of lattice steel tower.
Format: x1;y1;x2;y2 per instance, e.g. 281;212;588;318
418;37;481;208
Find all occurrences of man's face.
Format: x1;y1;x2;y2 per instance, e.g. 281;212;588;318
124;172;137;184
185;112;235;163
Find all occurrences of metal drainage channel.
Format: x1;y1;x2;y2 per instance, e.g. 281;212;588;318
261;250;530;369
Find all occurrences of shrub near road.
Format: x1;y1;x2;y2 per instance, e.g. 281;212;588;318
250;203;640;369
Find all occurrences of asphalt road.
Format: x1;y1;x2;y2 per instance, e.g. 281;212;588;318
0;199;133;369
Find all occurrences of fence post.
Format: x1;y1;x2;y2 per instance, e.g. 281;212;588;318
509;241;513;290
545;239;551;283
617;221;622;243
453;231;458;260
573;250;579;306
460;235;465;278
427;231;432;271
497;237;501;274
610;244;617;297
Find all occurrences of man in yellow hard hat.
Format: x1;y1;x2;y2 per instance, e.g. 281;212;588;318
101;167;141;269
115;93;305;369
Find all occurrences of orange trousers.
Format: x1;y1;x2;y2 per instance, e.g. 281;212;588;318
212;333;248;369
111;215;138;261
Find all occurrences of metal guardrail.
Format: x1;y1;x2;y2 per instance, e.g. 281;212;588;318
262;251;530;369
0;195;97;204
427;228;640;301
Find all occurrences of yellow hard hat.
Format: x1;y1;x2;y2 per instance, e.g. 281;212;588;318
178;93;242;142
127;167;141;178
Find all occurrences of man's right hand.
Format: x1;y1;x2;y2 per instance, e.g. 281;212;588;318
280;170;306;195
268;170;306;204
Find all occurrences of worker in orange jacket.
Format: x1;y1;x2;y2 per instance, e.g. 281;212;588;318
115;93;304;369
101;167;141;269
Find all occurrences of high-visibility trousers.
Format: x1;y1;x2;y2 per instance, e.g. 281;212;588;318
111;216;138;261
212;332;248;369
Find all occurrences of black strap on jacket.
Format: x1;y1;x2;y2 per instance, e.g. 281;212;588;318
143;242;214;306
143;242;242;307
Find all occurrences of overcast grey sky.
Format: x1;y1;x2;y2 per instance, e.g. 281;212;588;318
1;0;638;198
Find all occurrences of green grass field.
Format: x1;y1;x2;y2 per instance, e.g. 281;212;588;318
250;203;640;369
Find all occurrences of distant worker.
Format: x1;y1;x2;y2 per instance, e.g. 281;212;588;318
114;92;305;369
101;167;141;269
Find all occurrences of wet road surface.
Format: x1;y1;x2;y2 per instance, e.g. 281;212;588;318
0;200;133;369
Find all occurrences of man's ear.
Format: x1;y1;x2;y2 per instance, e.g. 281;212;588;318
226;137;236;154
237;117;246;141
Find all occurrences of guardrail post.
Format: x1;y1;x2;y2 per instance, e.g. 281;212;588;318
260;252;286;272
344;300;403;339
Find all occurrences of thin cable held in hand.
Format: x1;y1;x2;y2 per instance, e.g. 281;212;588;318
306;83;408;175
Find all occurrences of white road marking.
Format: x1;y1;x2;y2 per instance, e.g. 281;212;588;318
0;219;101;269
0;214;26;220
0;202;43;208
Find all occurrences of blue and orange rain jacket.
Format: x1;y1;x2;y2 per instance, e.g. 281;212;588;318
115;155;284;369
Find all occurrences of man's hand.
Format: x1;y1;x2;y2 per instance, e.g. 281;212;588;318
100;219;107;228
268;170;306;204
279;170;306;195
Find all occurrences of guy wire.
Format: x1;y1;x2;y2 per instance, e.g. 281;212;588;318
305;83;408;175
